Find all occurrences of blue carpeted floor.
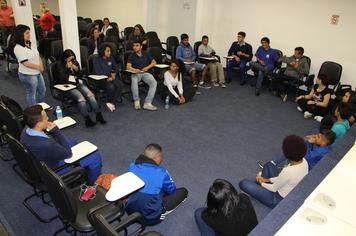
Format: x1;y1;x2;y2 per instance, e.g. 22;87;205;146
0;62;318;236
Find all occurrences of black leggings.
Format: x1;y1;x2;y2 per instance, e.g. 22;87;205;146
297;98;328;117
160;84;196;105
163;187;188;211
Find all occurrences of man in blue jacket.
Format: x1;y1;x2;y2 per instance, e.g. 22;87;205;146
20;105;102;184
176;33;210;88
126;144;188;225
260;129;336;171
249;37;279;96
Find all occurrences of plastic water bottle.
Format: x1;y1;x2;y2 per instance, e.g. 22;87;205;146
165;96;170;110
56;106;63;119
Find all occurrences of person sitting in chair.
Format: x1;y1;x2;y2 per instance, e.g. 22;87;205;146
296;74;331;119
176;33;210;89
126;39;158;111
226;31;253;85
20;105;102;184
93;44;123;112
249;37;279;96
198;35;226;87
271;47;310;102
52;49;106;127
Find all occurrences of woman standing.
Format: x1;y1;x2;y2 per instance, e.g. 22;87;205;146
52;49;106;127
195;179;258;236
13;24;46;106
161;59;196;105
0;0;15;46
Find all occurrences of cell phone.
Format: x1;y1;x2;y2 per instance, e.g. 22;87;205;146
81;186;96;201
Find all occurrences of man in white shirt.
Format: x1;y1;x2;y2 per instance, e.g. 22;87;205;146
198;35;226;88
239;135;308;208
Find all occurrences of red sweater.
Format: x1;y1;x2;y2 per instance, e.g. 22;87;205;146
39;11;55;32
0;6;15;27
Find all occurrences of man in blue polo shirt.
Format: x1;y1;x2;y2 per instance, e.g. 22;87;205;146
226;31;253;85
127;39;158;111
249;37;279;96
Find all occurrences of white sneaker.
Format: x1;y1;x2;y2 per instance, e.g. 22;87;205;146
314;116;323;122
199;81;204;85
297;106;303;112
106;103;115;112
213;82;219;87
304;111;313;119
143;103;157;111
193;84;198;88
220;83;226;88
134;100;141;110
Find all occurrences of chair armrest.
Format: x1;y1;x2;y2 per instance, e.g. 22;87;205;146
112;212;146;234
60;166;87;185
88;200;125;225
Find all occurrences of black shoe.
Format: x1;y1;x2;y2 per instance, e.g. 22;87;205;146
255;89;260;96
226;78;231;84
96;112;107;125
85;116;97;127
240;80;246;86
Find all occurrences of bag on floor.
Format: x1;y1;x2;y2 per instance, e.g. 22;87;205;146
95;173;117;191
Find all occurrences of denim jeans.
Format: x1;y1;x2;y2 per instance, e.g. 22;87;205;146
131;72;157;103
239;162;283;208
249;61;269;89
226;59;248;82
57;139;102;185
64;84;99;117
194;208;215;236
18;72;46;106
96;78;123;103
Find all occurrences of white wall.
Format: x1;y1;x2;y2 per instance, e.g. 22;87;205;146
152;0;197;42
30;0;59;15
195;0;356;87
76;0;144;32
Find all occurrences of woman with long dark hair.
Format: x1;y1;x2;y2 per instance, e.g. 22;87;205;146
13;24;46;106
161;59;196;105
52;49;106;127
88;27;102;55
195;179;258;236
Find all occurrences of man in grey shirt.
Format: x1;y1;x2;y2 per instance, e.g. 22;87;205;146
272;47;310;101
198;35;226;87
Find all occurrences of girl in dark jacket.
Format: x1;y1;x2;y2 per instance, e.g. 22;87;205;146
52;49;106;127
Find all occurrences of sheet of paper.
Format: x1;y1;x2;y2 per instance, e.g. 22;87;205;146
38;102;50;110
53;116;76;130
54;84;76;91
88;75;108;80
68;75;76;83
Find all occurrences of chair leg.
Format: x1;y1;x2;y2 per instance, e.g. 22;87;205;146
23;192;58;223
0;138;13;162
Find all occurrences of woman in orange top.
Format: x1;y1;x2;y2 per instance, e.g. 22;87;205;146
0;0;15;45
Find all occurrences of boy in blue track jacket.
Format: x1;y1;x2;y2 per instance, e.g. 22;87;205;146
126;144;188;225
